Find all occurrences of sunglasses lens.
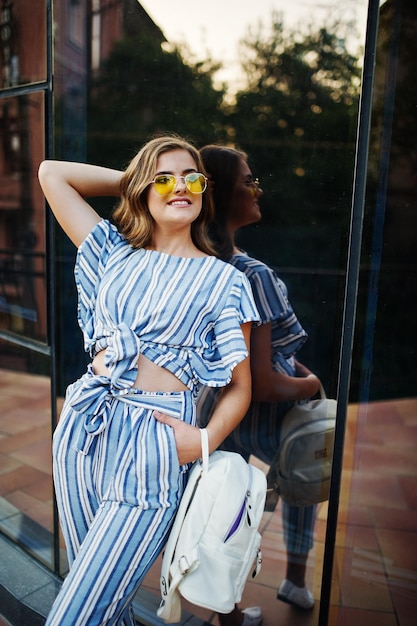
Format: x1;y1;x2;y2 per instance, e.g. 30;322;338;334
153;175;175;195
249;180;260;197
185;173;207;194
152;173;207;195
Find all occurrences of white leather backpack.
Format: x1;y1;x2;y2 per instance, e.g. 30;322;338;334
157;428;267;623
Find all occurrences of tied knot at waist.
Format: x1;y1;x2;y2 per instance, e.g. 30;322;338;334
70;322;142;447
69;371;114;453
68;367;190;454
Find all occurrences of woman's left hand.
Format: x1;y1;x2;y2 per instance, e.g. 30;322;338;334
153;411;202;465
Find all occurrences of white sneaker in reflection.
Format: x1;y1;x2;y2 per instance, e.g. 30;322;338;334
277;579;314;610
241;606;263;626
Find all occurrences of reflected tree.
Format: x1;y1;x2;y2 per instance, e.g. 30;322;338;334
87;33;225;169
229;17;362;270
84;14;363;389
225;17;362;389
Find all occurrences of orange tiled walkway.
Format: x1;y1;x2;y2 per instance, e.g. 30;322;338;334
0;368;416;625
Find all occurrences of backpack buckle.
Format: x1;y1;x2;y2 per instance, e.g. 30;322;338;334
179;555;191;574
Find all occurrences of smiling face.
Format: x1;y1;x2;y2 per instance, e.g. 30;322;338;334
147;149;203;232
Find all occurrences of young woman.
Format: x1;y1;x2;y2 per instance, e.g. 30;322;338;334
38;135;259;626
199;144;321;626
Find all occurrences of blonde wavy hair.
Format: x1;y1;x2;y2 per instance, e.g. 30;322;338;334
113;134;216;255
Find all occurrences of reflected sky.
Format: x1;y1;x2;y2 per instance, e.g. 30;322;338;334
139;0;368;86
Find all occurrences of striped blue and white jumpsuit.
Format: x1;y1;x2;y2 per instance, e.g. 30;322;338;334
199;252;316;555
47;220;259;626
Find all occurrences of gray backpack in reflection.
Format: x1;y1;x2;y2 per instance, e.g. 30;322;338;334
265;389;337;509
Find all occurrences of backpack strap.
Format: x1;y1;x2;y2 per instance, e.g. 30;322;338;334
157;429;207;622
200;427;209;472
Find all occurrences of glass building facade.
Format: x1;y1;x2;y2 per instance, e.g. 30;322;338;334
0;1;415;625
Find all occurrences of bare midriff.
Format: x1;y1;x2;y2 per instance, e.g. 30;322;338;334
92;349;189;392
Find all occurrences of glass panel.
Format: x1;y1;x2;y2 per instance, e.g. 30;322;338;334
0;340;54;569
332;1;417;625
0;0;47;89
49;0;370;624
0;92;47;343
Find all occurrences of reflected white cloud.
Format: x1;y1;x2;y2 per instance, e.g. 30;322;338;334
138;0;367;92
139;1;366;59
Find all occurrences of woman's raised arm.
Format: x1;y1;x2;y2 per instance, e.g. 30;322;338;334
38;160;123;247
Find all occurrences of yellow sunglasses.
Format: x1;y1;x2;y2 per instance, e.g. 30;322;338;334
244;178;261;197
149;173;208;195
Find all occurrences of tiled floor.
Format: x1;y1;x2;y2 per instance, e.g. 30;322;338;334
0;368;416;626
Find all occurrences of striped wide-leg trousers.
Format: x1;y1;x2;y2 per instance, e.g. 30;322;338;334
46;385;194;626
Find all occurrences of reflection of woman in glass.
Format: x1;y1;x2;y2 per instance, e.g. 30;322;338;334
199;145;321;625
38;135;259;626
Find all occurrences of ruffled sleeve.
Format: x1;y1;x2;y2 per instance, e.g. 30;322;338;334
74;220;125;355
232;254;307;359
193;270;260;388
